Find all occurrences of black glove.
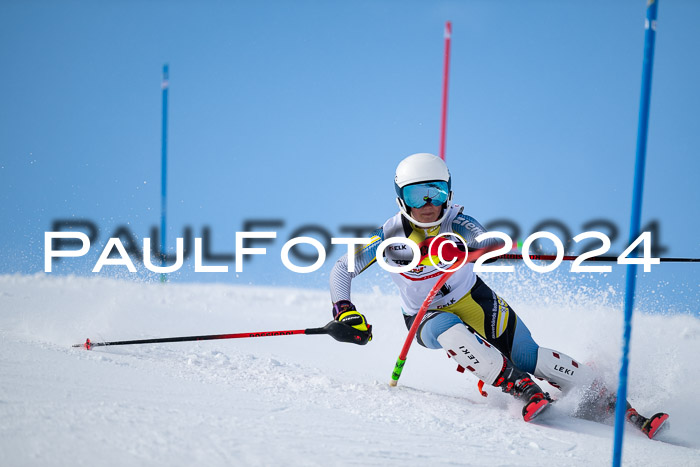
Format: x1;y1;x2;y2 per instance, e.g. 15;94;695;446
326;300;372;345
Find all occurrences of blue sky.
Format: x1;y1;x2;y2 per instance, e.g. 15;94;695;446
1;0;698;312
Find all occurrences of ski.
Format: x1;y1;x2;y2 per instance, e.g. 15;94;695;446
522;393;554;422
627;409;670;440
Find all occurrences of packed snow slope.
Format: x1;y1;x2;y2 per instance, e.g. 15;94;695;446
1;273;699;467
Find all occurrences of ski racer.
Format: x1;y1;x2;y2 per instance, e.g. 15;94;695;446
328;152;667;436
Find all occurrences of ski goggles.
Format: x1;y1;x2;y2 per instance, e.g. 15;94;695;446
401;181;449;209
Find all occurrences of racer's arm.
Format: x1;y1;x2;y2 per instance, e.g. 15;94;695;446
329;228;384;303
328;228;384;345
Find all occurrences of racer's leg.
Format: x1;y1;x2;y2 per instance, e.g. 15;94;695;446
413;311;552;421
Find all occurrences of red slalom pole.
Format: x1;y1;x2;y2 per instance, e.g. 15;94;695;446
389;243;515;386
389;244;497;386
439;21;452;161
73;326;329;350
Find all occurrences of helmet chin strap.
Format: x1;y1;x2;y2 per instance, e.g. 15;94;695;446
396;195;452;229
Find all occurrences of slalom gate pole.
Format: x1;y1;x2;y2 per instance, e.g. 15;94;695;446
389;245;479;387
439;21;452;161
613;2;658;466
160;64;169;284
72;326;329;350
389;268;457;386
495;253;698;263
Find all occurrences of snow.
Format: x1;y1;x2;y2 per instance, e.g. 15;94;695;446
1;273;699;466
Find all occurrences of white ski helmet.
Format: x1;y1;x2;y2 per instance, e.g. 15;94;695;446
394;153;452;228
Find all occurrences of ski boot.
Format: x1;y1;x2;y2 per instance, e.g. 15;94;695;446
626;408;669;440
573;381;617;422
574;381;669;439
495;358;553;422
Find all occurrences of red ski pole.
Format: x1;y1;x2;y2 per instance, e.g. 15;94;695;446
73;324;334;350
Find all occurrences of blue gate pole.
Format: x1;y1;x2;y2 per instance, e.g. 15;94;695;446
160;64;169;283
612;1;658;465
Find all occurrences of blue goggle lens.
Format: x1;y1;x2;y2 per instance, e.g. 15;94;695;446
402;181;449;208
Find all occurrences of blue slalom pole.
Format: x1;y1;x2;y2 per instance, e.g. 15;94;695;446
160;64;169;283
612;1;658;465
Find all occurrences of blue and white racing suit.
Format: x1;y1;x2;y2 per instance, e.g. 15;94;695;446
329;204;540;373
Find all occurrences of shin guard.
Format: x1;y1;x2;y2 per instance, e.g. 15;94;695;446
533;347;595;393
437;324;505;385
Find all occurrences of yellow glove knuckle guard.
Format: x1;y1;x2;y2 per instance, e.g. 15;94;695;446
338;310;368;332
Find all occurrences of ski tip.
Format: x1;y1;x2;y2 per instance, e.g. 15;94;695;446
522;395;552;422
646;413;669;439
389;380;398;387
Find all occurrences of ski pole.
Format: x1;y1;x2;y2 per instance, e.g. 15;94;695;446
72;323;337;350
496;253;699;263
